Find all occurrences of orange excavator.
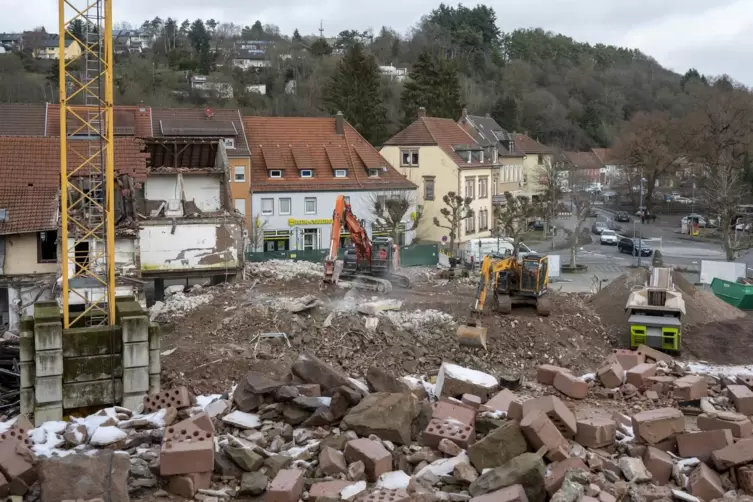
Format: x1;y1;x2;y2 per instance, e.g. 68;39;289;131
323;195;411;292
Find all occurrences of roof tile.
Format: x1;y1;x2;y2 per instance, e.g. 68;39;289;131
151;107;250;157
0;103;47;136
46;104;153;138
512;133;553;155
564;151;603;170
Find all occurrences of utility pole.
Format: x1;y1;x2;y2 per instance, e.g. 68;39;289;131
318;20;324;39
638;170;644;268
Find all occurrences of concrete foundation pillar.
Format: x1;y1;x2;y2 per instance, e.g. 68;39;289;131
18;316;35;415
33;302;64;425
148;322;161;394
119;299;150;410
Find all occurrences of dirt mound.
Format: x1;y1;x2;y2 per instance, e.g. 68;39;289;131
672;272;746;326
683;315;753;363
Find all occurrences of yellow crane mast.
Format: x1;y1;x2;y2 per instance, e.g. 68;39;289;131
58;0;115;327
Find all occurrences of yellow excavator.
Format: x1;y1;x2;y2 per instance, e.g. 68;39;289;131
458;253;551;343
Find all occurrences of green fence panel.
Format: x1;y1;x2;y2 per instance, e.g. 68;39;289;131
400;244;439;267
711;278;753;310
245;249;329;263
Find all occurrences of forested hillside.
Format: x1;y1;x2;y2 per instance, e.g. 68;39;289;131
0;3;739;149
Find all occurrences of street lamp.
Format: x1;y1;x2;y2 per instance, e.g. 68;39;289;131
637;173;647;268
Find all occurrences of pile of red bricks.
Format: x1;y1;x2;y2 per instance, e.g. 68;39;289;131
0;415;36;497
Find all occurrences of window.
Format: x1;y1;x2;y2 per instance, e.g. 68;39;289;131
465;178;475;199
233;165;246;182
343;196;351;205
37;230;58;263
261;198;274;215
279;198;291;215
479;209;488;231
538;154;544;165
400;149;419;167
479;177;488;199
304;197;317;214
424;178;435;201
377;195;387;213
334;169;347;178
234;199;246;216
300;170;313;178
223;138;235;149
269;170;282;178
492;176;498;196
368;169;380;177
465;214;475;234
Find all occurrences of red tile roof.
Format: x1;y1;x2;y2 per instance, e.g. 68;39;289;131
243;116;416;193
564;151;604;171
0;136;149;235
591;148;617;165
152;107;250;157
512;133;553;155
384;116;493;168
46;104;154;138
0;103;48;136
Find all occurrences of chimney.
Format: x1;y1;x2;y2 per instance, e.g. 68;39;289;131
462;108;468;118
417;107;426;118
335;111;344;135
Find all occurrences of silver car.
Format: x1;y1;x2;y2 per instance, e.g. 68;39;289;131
591;221;606;235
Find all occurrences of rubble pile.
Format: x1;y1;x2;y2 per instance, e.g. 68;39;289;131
8;345;753;501
149;288;215;322
245;259;324;282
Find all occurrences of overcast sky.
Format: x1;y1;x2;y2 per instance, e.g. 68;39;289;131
3;0;752;84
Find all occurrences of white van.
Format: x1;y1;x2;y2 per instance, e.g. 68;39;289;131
462;238;536;267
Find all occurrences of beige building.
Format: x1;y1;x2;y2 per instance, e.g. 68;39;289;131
381;108;495;244
512;133;555;198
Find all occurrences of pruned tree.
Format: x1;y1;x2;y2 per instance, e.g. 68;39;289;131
700;165;752;260
566;170;593;269
368;189;422;245
613;112;684;210
433;192;473;257
248;214;268;252
492;191;540;255
535;156;562;243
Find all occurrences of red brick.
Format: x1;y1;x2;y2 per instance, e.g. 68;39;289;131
697;412;753;438
625;363;657;388
553;371;588;399
575;418;616;448
470;484;529;501
167;471;211;498
356;489;410;501
597;360;624;389
537;365;570;385
461;394;482;409
421;418;475;450
544;457;589;496
145;386;191;413
609;349;645;370
344;438;392;482
711;437;753;471
676;430;734;463
643;446;672;485
728;385;753;415
689;463;724;501
635;344;673;364
631;408;685;445
737;465;753;495
0;418;36;494
520;410;569;462
646;376;676;394
673;375;707;401
268;469;305;502
309;480;356;501
482;389;517;414
432;401;476;427
508;395;577;438
160;422;214;476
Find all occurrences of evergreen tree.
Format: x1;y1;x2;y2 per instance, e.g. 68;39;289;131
491;96;519;132
323;43;388;144
292;29;302;42
400;50;462;126
310;38;332;56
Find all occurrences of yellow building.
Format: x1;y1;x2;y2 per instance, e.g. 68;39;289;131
34;39;82;60
512;133;555;198
381;108;495;244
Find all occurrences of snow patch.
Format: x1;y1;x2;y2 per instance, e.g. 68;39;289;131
196;394;223;409
150;292;214;321
89;426;127;446
686;363;753;378
376;471;411;490
222;411;262;429
245;260;324;281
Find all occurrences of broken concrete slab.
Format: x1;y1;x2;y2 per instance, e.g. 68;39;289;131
469;453;547;502
467;421;528;471
341;392;420;445
435;362;498;400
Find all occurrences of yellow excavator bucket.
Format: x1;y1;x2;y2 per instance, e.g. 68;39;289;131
456;322;488;350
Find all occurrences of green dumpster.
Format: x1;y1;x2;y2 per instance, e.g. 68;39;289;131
711;278;753;310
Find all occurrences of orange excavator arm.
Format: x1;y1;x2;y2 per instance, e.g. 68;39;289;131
324;195;373;283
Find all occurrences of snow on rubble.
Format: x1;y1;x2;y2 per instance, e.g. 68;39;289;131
245;259;324;281
149;291;214;321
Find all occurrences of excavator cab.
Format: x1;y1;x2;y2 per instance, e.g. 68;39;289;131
370;237;396;275
518;255;548;295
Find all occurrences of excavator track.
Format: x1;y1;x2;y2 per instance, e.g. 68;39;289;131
342;273;412;293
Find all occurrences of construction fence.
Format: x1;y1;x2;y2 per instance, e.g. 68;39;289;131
244;243;440;267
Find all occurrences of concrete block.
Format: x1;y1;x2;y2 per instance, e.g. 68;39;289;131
63;354;122;383
738;465;753;495
575;418;616;448
159;422;214;476
167;471;211;498
635;344;674;364
435;362;498;400
432;401;476;426
34;322;62;351
63;379;122;409
123;341;149;368
631;408;685;445
35;349;63;378
121;315;149;343
676;430;734;463
34;403;63;425
470;484;528;502
711;437;753;470
62;326;121;357
481;389;517;414
20;389;34;415
34;375;62;404
545;457;589;495
149;349;160;375
674;375;707;400
122;366;149;394
19;330;33;363
697;412;752;438
727;385;753;415
149;374;160;394
145;387;191;413
19;362;34;388
553;371;588;399
461;394;482;409
646;376;676;394
148;322;161;350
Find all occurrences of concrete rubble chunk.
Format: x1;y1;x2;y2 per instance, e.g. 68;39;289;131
676;430;734;463
737;465;753;496
697;412;753;438
618;456;652;483
674;375;708;401
341;392;419;445
292;352;357;392
544;457;589;496
366;367;411;394
575;418;616;448
468;421;528;471
38;450;130;502
309;480;355;501
319;446;347;476
239;471;268;496
631;407;685;445
553;371;588;399
689;463;724;502
470;484;529;501
167;472;211;498
435;362;499;400
711;437;753;471
550;471;586;502
222;410;262;429
469;453;547;502
454;461;479;484
225;444;264;472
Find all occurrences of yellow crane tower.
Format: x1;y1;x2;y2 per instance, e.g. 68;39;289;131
58;0;116;328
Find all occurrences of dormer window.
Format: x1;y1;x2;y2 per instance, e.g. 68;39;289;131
300;169;313;178
223;138;235;149
334;169;347;178
269;170;282;178
368;169;380;177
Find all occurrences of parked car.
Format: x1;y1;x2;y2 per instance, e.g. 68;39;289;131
528;220;545;231
683;214;717;228
591;221;606;235
587;208;599;217
618;237;653;257
600;229;619;245
607;220;623;232
615;211;631;222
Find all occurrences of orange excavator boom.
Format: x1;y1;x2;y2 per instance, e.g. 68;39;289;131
324;195;372;283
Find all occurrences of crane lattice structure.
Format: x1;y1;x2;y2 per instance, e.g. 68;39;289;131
58;0;115;328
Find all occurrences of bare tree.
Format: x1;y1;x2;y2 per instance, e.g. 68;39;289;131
368;189;422;244
248;214;268;252
565;171;593;270
700;165;752;260
535;156;562;243
433;191;474;257
492;191;540;255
